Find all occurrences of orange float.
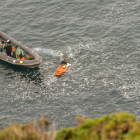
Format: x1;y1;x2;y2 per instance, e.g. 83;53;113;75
55;64;69;76
21;57;25;60
12;46;14;51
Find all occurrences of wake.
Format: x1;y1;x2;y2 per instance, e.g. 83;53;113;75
33;48;64;61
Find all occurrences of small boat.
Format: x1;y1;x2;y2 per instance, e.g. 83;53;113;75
0;31;42;68
55;63;71;76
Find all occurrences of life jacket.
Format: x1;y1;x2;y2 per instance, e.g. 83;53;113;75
21;57;25;60
61;61;67;65
4;44;11;48
12;46;14;51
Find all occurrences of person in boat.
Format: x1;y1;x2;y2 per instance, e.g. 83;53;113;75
19;53;25;60
1;40;5;45
0;40;4;52
0;41;3;52
4;40;12;56
61;59;67;65
27;54;34;60
15;46;24;59
12;45;18;58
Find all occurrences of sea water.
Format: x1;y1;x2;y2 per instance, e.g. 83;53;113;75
0;0;140;130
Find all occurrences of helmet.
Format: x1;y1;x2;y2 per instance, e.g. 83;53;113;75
7;40;11;44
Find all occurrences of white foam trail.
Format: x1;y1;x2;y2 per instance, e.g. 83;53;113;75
33;48;63;58
34;48;41;52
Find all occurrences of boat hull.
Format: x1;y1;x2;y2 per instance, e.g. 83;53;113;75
55;64;69;76
0;31;42;68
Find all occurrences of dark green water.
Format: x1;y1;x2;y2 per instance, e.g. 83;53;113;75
0;0;140;130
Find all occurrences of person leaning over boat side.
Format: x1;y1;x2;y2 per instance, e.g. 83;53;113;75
4;40;12;56
16;46;24;59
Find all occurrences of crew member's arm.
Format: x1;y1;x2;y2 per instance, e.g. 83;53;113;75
3;44;7;49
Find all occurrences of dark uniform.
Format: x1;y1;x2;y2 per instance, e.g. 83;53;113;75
4;44;12;56
61;59;67;65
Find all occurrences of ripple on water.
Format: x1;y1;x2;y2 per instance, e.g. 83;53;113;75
0;0;140;130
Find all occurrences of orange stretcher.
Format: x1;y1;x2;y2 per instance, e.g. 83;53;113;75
55;64;69;76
